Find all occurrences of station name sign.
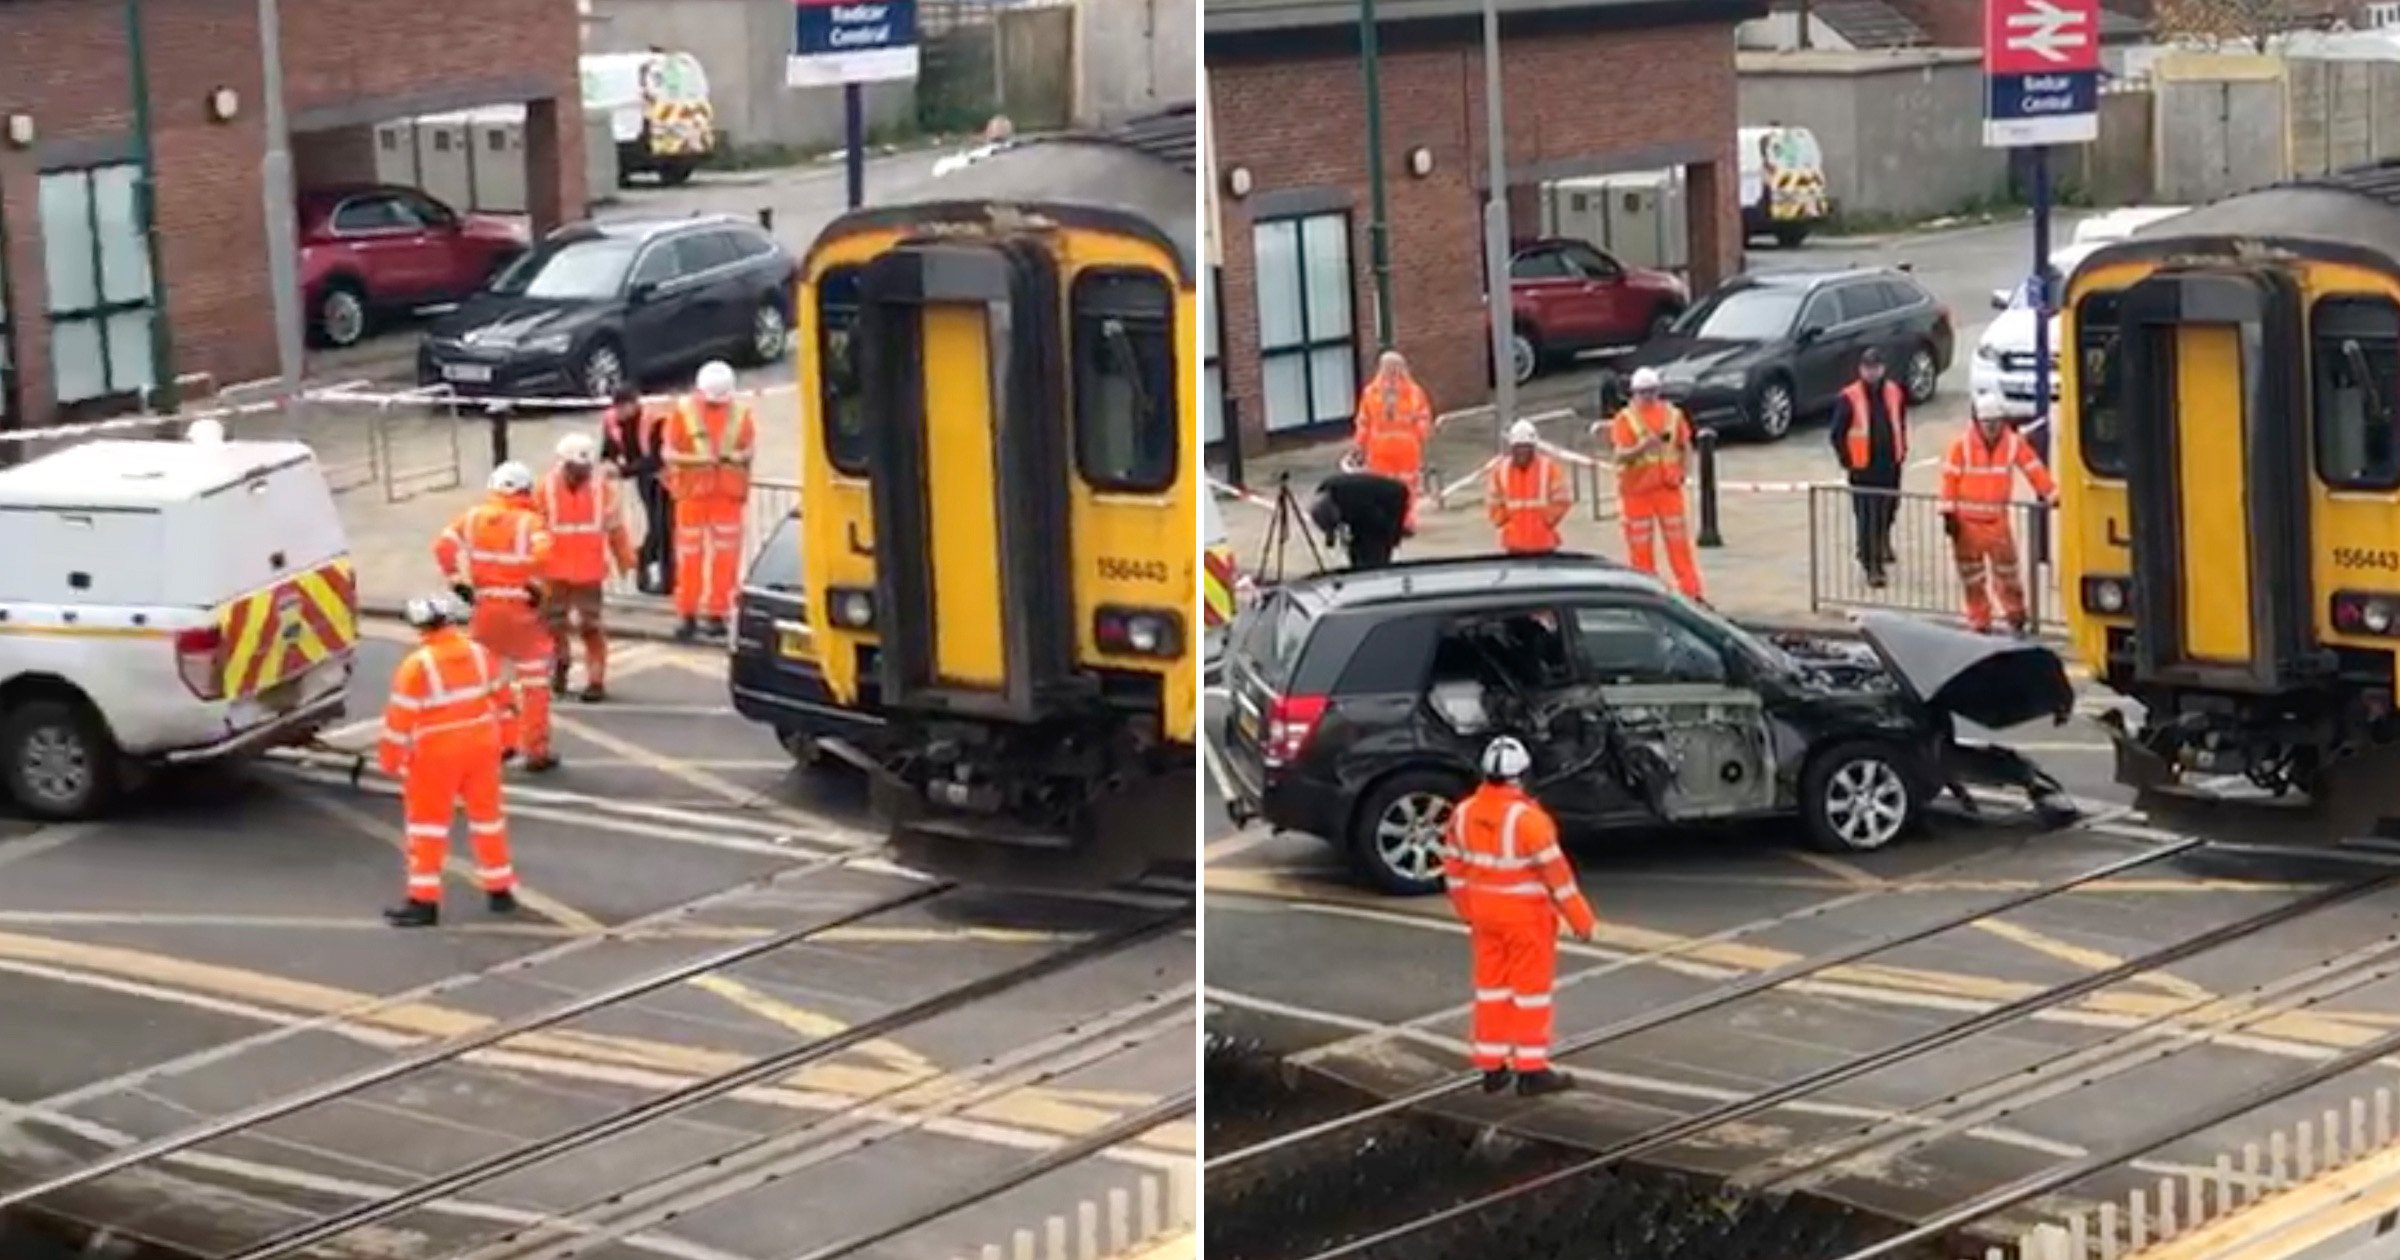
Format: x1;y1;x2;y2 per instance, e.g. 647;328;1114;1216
1983;0;2100;147
789;0;920;89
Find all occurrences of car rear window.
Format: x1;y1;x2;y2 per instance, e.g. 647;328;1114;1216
746;512;802;593
1233;590;1314;690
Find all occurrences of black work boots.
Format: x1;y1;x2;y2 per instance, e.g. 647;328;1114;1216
383;900;439;928
1479;1067;1575;1097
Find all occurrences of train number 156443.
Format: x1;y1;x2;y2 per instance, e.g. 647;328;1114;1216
2333;547;2400;571
1098;557;1172;583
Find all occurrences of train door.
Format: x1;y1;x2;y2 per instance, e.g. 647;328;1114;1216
855;240;1081;720
2117;268;2313;691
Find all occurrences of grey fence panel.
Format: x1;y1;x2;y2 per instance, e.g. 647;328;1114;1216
1807;484;2065;632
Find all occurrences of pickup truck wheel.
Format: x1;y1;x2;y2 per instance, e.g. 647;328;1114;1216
1349;768;1466;896
1801;740;1920;853
2;699;118;821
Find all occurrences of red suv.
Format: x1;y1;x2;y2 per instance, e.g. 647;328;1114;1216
1490;238;1687;386
298;185;529;349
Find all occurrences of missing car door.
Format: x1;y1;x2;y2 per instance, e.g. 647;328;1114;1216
1570;602;1776;820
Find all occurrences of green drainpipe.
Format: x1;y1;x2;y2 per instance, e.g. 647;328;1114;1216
1360;0;1394;352
124;0;178;411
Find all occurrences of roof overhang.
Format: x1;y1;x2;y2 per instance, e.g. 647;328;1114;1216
1207;0;1768;56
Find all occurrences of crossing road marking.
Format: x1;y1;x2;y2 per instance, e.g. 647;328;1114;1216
0;823;104;872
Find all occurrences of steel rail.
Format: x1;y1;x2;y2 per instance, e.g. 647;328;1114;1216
1282;867;2395;1260
1208;833;2210;1173
219;907;1191;1260
457;991;1198;1260
783;1089;1197;1260
0;879;953;1213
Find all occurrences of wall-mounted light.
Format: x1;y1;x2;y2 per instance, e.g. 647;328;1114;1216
4;115;33;149
1226;165;1253;198
207;86;240;123
1407;146;1434;177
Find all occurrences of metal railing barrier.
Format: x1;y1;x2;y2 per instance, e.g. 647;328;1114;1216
1806;483;2065;633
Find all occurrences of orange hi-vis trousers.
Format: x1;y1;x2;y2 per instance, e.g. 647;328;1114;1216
402;750;515;902
1471;908;1564;1072
1619;486;1704;600
1955;515;2028;631
469;599;553;760
674;495;744;620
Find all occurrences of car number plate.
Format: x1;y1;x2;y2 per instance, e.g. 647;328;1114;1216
442;363;494;383
1236;705;1260;742
777;627;809;659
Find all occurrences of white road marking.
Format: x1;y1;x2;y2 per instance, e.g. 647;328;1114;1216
0;822;103;872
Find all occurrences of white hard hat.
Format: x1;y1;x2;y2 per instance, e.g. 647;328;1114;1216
696;360;736;402
556;432;597;464
1507;420;1539;446
1481;736;1533;782
402;594;457;629
185;418;226;445
489;461;535;494
1629;367;1664;392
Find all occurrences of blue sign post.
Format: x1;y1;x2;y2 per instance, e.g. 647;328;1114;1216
789;0;922;209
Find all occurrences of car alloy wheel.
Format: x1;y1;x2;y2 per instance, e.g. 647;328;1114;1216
1753;379;1795;439
1512;333;1538;386
1374;790;1454;886
581;345;626;400
18;723;92;812
1906;345;1940;403
1819;754;1909;850
320;289;367;348
753;303;790;362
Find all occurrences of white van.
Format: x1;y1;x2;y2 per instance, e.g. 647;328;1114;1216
0;434;357;818
1970;207;2190;421
1738;124;1830;248
581;51;718;186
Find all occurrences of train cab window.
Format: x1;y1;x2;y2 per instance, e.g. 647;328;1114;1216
2075;290;2127;477
817;266;867;477
2313;296;2400;491
1072;269;1178;494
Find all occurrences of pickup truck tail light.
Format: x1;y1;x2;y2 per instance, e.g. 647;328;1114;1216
1263;693;1328;768
175;626;226;700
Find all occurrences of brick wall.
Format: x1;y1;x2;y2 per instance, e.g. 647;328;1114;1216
1212;19;1743;450
0;0;582;430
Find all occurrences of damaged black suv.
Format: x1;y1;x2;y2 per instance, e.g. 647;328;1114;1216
1216;553;2078;894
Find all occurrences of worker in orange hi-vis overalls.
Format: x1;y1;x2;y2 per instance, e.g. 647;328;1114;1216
662;359;756;641
377;594;521;928
1353;350;1435;535
1941;402;2058;635
1486;420;1572;554
1445;736;1597;1098
536;432;637;703
434;461;560;773
1603;366;1706;601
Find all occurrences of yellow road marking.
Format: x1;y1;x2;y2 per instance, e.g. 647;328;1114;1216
548;711;826;833
1970;917;2217;1002
1118;1233;1195;1260
0;912;1071;948
1787;852;1886;888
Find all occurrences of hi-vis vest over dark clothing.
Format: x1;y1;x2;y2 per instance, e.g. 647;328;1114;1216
1832;379;1908;481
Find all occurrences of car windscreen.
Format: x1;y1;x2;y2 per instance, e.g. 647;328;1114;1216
1232;590;1314;690
488;237;639;300
745;513;802;593
1673;287;1802;341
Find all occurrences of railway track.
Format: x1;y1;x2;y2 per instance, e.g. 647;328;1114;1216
1209;827;2400;1260
0;851;1195;1260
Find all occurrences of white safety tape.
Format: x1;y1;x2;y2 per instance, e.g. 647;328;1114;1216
0;380;800;445
1207;478;1278;511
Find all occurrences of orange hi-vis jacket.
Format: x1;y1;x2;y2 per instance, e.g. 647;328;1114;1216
663;396;756;502
1940;425;2055;523
1488;455;1572;553
378;626;519;773
435;495;557;600
1355;373;1434;471
1836;379;1909;472
1442;784;1599;934
1610;401;1693;497
535;468;636;585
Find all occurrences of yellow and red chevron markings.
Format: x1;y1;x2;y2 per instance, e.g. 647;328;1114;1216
1204;547;1237;629
217;558;359;698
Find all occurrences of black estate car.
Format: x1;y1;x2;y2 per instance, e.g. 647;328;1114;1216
420;215;795;400
1216;553;2076;894
728;510;885;763
1606;267;1953;443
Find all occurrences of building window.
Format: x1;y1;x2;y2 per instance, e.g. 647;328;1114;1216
817;266;866;477
1204;264;1225;446
40;165;155;407
1252;212;1356;433
2313;295;2400;491
1072;268;1178;494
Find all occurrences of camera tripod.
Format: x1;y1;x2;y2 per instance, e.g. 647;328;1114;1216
1254;471;1326;587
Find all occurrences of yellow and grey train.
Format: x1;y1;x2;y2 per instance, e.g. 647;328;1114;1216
792;112;1197;882
2061;161;2400;837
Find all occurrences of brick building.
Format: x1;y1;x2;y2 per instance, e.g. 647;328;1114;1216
0;0;586;433
1203;0;1765;454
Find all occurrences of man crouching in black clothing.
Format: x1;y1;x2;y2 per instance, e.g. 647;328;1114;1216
1310;471;1411;570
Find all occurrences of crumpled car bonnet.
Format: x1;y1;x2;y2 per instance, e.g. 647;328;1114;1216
1851;609;2076;731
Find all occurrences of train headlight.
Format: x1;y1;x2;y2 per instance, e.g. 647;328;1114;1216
2372;602;2396;634
828;587;875;630
1095;606;1183;659
2333;591;2400;637
2081;576;2130;615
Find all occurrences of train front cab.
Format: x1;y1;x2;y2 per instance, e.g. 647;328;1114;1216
796;210;1197;878
2062;235;2400;830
